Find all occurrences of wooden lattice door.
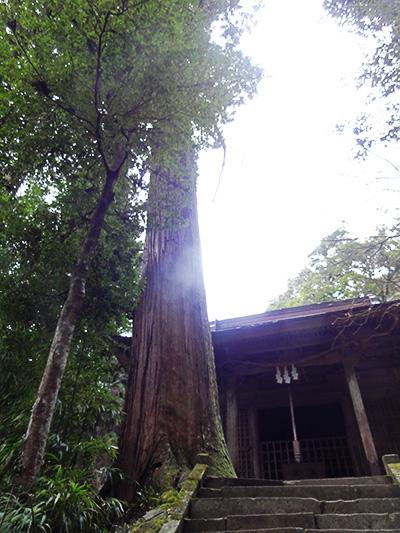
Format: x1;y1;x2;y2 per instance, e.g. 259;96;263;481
237;408;255;478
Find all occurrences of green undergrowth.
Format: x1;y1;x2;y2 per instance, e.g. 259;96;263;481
0;468;157;533
0;434;142;532
0;464;128;532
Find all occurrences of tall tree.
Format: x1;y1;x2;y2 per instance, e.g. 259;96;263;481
116;151;233;499
269;224;400;310
0;0;260;486
112;1;262;497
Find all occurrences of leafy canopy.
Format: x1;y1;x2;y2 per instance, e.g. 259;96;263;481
0;0;261;192
270;223;400;310
324;0;400;154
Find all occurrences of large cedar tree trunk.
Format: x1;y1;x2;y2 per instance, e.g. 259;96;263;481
116;155;234;500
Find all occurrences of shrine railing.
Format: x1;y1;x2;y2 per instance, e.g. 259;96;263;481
259;436;353;480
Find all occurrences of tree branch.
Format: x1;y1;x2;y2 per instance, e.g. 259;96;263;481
93;11;112;172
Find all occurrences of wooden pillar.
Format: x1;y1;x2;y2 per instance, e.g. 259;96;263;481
226;376;238;472
249;408;261;478
341;394;365;476
343;358;381;475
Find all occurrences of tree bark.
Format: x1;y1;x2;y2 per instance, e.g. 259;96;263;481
115;154;234;500
19;167;121;488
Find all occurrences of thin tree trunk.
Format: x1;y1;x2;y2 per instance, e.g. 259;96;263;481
19;166;121;488
115;154;234;501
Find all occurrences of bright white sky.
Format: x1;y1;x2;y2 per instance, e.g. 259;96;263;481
198;0;399;320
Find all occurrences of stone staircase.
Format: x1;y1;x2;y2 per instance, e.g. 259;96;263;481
183;475;400;532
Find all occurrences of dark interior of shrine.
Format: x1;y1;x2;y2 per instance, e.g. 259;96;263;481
258;402;346;442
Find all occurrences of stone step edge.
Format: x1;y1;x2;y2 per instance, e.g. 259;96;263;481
212;529;304;533
199;484;400;498
184;514;314;531
204;475;391;487
212;530;400;533
187;511;400;518
191;495;400;502
185;510;400;522
190;529;400;533
206;483;395;489
285;475;392;485
189;496;400;519
184;512;400;530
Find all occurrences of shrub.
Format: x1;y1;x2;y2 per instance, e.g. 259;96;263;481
0;466;125;532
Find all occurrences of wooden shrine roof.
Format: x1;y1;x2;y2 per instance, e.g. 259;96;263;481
210;297;379;333
211;297;400;374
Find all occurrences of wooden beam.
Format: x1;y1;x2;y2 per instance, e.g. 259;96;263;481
226;377;238;472
225;351;400;378
226;351;343;377
216;334;332;358
343;358;381;476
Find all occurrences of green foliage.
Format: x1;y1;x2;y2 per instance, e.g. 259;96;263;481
0;174;142;531
0;0;261;192
270;223;400;309
0;171;142;473
324;0;400;153
0;466;125;532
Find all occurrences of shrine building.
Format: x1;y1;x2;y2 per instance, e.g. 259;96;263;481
211;297;400;480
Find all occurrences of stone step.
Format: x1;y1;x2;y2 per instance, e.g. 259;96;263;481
185;512;400;531
323;497;400;514
214;530;400;533
190;497;320;518
184;513;315;531
204;477;284;488
216;530;304;533
316;512;400;529
213;530;304;533
284;475;392;486
204;475;391;489
198;483;400;500
186;476;400;533
184;517;225;531
231;513;315;529
190;496;400;518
